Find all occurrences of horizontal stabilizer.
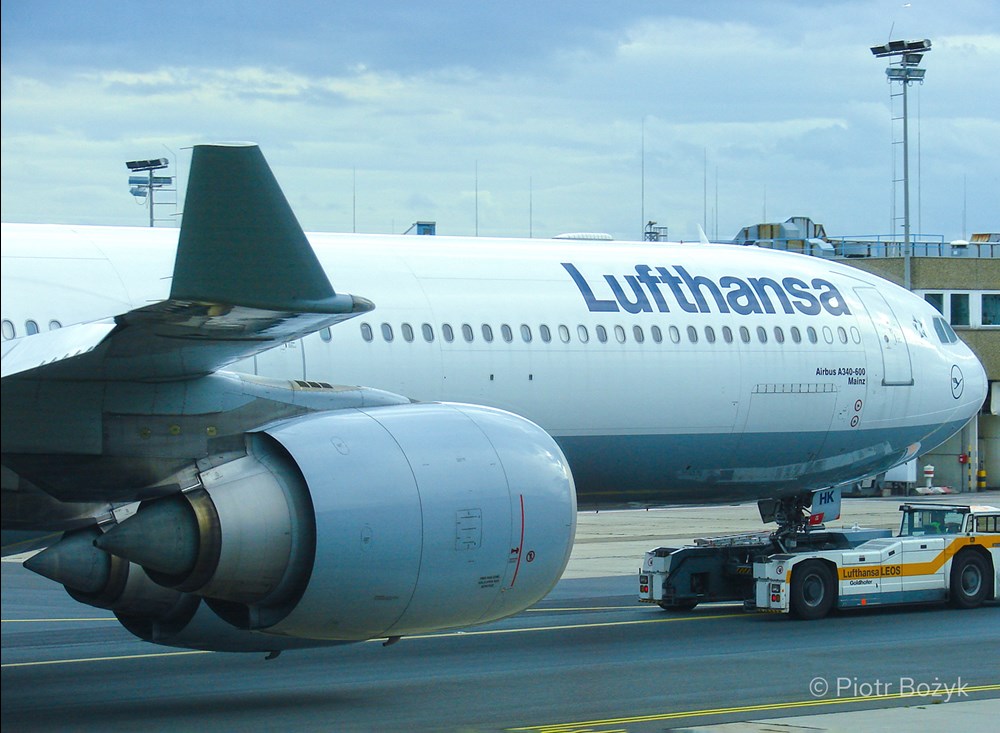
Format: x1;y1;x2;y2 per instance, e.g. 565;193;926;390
1;322;115;380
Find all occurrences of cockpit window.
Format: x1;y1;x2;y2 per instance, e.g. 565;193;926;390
932;316;958;344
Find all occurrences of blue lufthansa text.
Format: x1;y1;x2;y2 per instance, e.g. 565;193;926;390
561;263;852;317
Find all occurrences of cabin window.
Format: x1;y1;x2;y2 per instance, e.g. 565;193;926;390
381;323;394;342
756;326;767;343
822;326;834;344
501;324;513;343
319;327;333;342
462;324;474;342
633;325;645;343
739;326;750;343
577;325;589;343
25;320;39;336
773;326;784;344
837;326;848;344
807;326;818;344
540;324;552;343
850;326;862;343
651;325;663;343
722;326;733;344
687;325;698;343
401;323;415;342
520;324;532;343
615;325;626;343
482;324;494;342
558;325;570;343
669;325;681;344
790;326;802;343
704;326;716;343
596;325;608;343
421;323;434;342
360;323;374;342
442;323;455;342
48;320;62;331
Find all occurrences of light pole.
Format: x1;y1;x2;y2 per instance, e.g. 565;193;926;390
126;157;171;227
871;39;931;291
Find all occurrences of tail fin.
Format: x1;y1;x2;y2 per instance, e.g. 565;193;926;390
171;143;354;314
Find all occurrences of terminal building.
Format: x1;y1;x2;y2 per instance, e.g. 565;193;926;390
738;218;999;493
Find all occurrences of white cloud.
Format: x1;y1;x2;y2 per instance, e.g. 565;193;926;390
2;2;998;240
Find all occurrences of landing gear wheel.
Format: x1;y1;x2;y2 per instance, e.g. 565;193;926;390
790;560;835;620
950;552;988;609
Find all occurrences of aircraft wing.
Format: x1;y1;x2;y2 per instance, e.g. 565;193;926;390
1;144;372;383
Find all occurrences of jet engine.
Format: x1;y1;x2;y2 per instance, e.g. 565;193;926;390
30;403;576;651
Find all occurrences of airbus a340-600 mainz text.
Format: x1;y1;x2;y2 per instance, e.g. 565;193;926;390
0;143;986;653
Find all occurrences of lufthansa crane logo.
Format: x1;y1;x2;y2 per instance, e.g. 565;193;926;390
951;365;964;400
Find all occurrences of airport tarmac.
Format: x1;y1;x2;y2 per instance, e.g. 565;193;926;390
3;492;998;732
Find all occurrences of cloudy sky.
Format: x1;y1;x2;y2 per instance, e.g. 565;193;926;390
2;1;997;242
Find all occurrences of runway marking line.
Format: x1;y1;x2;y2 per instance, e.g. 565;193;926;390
2;650;210;667
507;684;1000;732
2;617;116;623
381;612;745;641
1;611;740;668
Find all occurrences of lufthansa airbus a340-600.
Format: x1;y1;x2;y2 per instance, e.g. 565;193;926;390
0;144;986;654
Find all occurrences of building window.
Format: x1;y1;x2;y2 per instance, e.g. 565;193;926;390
924;292;944;314
982;294;1000;326
950;293;970;326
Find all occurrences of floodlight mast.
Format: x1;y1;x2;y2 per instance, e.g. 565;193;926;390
125;157;170;227
870;39;931;291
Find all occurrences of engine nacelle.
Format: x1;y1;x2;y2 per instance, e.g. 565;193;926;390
96;402;576;646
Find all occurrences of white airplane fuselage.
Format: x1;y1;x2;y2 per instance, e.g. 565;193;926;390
0;223;987;505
